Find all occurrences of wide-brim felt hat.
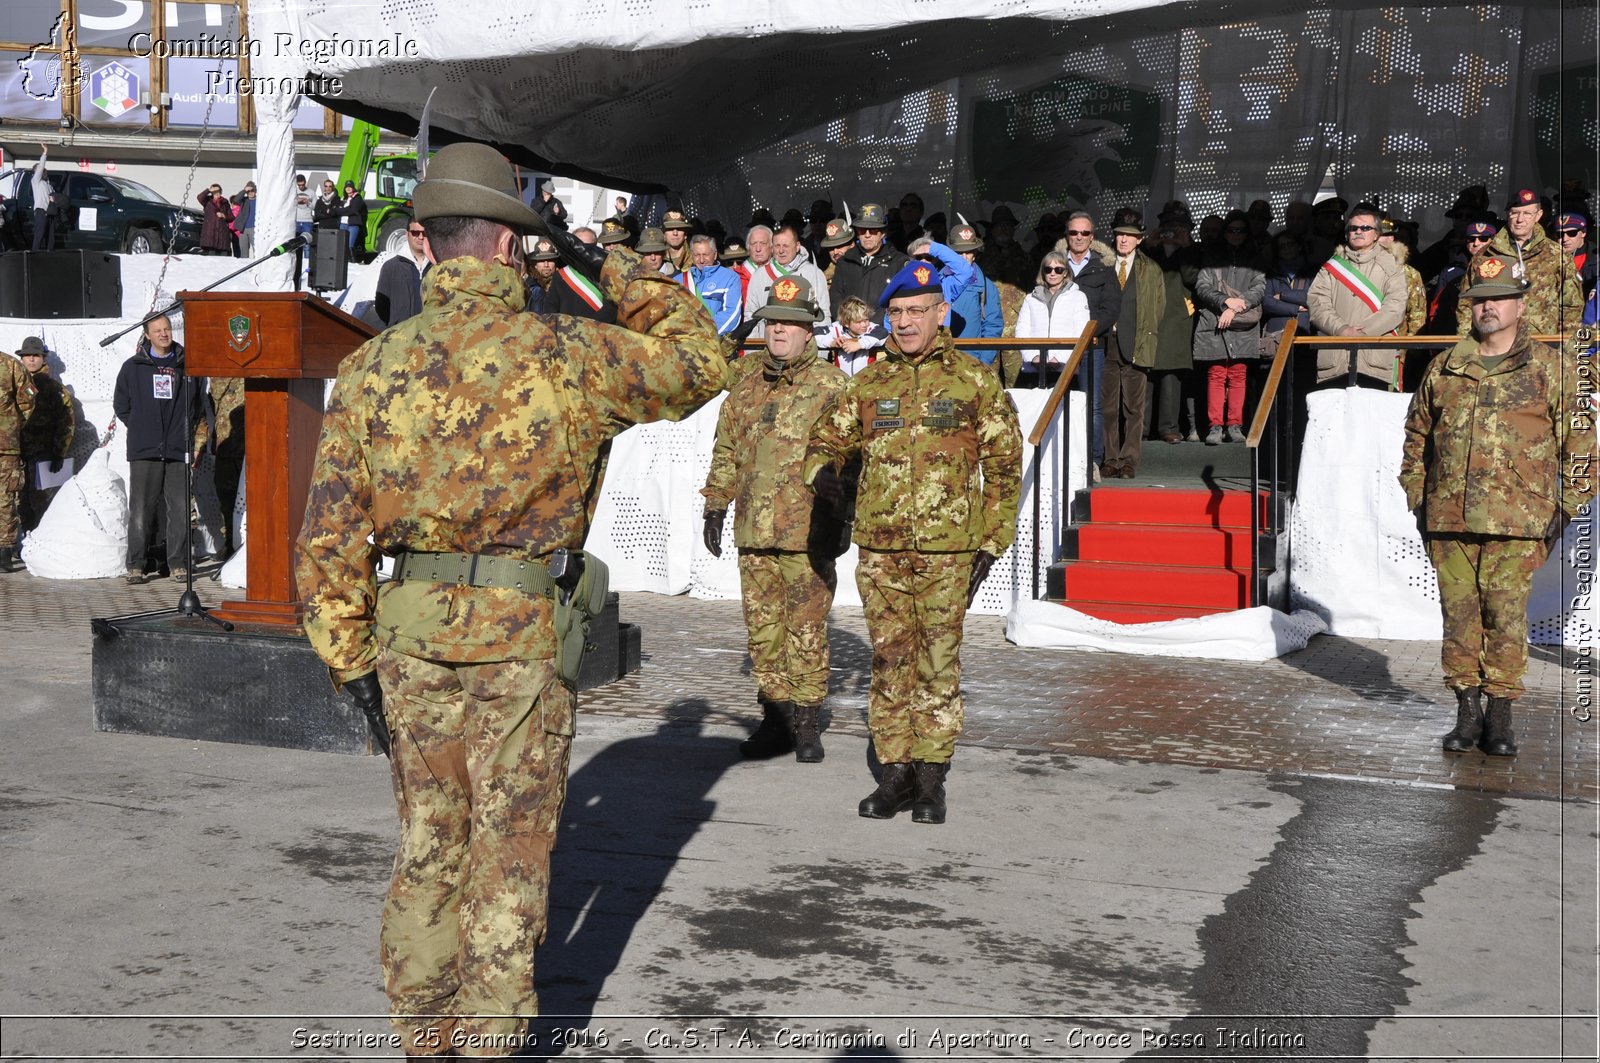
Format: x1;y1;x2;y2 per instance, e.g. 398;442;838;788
413;143;546;235
755;275;823;323
17;336;46;356
662;211;692;231
635;227;668;253
528;242;561;262
819;218;856;249
1461;254;1528;299
720;241;749;262
855;203;890;229
948;223;983;252
598;218;631;244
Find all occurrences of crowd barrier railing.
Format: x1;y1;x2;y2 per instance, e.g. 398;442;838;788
1244;329;1569;609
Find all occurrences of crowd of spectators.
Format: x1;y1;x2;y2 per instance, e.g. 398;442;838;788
581;182;1593;471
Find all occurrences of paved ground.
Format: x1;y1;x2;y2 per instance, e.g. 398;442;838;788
1;571;1595;1060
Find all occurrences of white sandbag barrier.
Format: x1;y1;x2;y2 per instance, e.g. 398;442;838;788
20;449;130;580
1006;602;1329;660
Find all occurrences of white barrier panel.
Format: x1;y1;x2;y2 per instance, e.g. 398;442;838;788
1291;388;1595;646
1007;602;1329;660
588;387;1082;617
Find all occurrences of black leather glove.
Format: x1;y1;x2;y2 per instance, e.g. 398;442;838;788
725;318;761;354
544;225;608;288
703;510;725;558
967;550;996;608
812;462;859;510
344;672;391;758
48;457;63;474
1413;506;1427;540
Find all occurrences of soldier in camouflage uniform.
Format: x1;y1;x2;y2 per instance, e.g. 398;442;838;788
702;275;849;762
17;336;70;535
295;144;726;1057
1401;253;1596;758
806;262;1022;823
1379;217;1426;335
0;341;38;571
1456;189;1585;336
207;375;244;555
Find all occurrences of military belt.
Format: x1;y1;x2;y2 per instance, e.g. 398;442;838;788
392;551;556;597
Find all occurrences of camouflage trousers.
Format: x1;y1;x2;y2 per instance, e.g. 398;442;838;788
738;549;836;706
376;647;575;1058
857;548;972;764
1426;534;1550;699
0;454;21;548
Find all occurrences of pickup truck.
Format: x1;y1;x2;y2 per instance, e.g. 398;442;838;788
0;168;204;254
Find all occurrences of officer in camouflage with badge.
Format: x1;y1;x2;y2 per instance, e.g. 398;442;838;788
295;143;726;1056
1401;252;1595;759
1456;189;1585;336
806;261;1022;823
702;275;849;762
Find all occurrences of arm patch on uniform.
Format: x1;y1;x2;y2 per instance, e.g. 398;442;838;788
922;397;960;428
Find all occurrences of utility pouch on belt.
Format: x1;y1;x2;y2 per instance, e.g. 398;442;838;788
550;548;610;690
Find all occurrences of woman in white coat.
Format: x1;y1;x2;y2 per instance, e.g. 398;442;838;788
1014;250;1091;388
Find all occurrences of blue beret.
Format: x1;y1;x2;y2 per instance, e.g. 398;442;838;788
879;261;944;307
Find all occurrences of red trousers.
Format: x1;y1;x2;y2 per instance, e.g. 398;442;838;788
1206;359;1249;428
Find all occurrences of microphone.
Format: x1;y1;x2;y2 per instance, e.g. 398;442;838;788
269;233;310;256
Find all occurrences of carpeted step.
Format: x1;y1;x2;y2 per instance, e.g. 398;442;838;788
1083;487;1269;529
1069;523;1253;568
1055;559;1251;610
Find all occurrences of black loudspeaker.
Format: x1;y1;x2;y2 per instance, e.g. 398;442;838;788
0;251;122;318
310;231;348;291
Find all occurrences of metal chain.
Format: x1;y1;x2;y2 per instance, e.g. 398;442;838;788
147;74;221;314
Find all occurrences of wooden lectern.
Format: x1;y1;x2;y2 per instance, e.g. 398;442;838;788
180;291;375;628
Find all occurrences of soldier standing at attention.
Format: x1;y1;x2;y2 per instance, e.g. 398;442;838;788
805;262;1022;823
0;340;38;572
702;275;849;762
1400;254;1595;758
295;143;726;1056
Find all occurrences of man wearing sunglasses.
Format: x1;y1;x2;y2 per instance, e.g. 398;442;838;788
1307;205;1408;389
805;262;1022;825
828;202;910;322
1455;189;1583;336
1556;212;1594;299
1425;219;1497;335
372;218;432;327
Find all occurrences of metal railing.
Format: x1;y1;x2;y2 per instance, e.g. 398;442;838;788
1243;329;1568;609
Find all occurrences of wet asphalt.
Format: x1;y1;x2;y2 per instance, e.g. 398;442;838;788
1;624;1595;1061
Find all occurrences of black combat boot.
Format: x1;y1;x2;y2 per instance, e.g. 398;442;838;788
791;704;825;763
739;697;795;759
0;547;14;573
910;761;949;824
1481;696;1518;757
1441;687;1482;753
858;763;915;819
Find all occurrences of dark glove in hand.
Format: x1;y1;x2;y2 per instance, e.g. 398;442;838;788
1413;506;1427;540
545;225;609;288
703;510;725;558
967;550;996;608
344;672;392;758
48;457;63;474
726;318;761;352
812;465;857;509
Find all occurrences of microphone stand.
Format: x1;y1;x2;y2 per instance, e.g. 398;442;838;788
98;236;312;348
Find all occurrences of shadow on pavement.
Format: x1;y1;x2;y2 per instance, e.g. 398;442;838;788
1277;633;1436;708
524;697;736;1055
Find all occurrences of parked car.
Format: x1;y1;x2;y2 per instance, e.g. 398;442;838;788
0;168;203;254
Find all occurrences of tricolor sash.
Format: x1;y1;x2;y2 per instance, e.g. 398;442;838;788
1323;254;1384;313
764;261;794;281
679;269;699;298
559;267;604;311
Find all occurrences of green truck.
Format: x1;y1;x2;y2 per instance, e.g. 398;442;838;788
338;119;426;259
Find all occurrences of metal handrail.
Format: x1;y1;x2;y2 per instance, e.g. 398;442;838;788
1027;323;1100;445
1239;329;1568;608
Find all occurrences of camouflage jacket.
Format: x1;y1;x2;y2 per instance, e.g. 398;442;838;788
21;369;72;461
804;333;1022;555
1457;228;1584;336
209;376;244;461
297;249;727;684
1400;326;1596;537
0;356;37;456
702;342;846;551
